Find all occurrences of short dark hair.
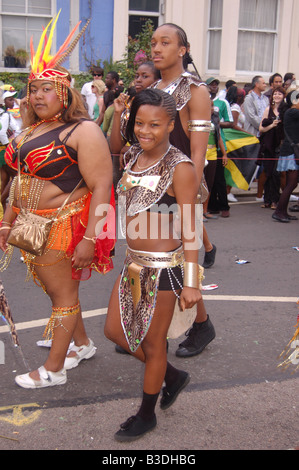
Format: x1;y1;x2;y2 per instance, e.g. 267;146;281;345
226;85;238;105
125;89;176;144
284;72;295;82
91;66;104;76
138;61;161;81
269;73;282;86
225;80;236;89
106;71;119;83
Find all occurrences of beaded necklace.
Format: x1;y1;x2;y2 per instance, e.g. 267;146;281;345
134;145;172;172
13;112;62;211
16;112;62;149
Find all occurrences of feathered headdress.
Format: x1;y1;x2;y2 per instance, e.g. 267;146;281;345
28;10;90;107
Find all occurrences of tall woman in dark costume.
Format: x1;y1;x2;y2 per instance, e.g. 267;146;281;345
150;24;216;357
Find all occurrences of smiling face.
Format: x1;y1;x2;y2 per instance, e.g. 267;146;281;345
134;104;174;155
151;25;186;71
272;90;285;105
29;80;62;120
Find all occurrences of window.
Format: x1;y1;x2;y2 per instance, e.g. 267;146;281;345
1;0;52;58
236;0;279;73
128;0;160;39
208;0;223;71
2;0;51;15
129;0;159;11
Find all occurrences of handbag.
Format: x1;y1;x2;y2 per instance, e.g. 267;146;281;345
167;264;205;339
8;149;83;256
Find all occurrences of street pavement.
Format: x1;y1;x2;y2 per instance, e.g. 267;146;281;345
0;187;298;451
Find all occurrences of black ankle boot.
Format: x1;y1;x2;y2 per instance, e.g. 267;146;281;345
202;244;216;268
175;315;216;357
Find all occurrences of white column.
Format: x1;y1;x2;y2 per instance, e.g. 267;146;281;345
113;0;129;62
69;0;80;73
219;0;240;81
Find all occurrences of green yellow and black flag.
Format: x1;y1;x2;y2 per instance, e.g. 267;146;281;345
223;128;260;190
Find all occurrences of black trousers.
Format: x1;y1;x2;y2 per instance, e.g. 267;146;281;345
263;158;280;205
208;151;230;212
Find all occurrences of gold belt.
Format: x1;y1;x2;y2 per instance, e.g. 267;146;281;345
127;245;184;268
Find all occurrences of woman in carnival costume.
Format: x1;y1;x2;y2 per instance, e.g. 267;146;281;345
105;88;203;441
150;23;216;357
0;12;115;388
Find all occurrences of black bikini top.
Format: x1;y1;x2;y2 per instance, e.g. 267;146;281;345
5;121;86;193
147;191;177;214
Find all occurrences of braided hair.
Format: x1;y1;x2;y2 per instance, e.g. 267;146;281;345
159;23;201;79
125;89;176;145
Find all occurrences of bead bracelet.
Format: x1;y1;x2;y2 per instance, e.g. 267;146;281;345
83;235;96;244
0;221;12;227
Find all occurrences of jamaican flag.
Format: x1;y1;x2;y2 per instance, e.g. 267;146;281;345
223;128;260;190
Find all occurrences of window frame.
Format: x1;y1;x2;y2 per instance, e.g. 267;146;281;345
128;0;163;38
236;0;280;74
0;0;54;69
207;0;223;73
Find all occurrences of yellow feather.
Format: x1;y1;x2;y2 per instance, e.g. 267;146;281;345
32;17;53;72
42;10;61;64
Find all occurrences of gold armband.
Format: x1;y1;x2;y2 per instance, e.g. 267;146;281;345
187;120;211;133
183;262;204;289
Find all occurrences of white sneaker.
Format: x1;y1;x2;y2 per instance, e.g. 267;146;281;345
15;366;67;389
37;339;74;354
64;339;96;370
255;197;264;202
290;195;299;201
227;193;238;202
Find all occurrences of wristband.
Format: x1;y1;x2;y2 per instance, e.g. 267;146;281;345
183;262;200;289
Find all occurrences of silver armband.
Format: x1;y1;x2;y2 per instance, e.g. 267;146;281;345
188;120;212;133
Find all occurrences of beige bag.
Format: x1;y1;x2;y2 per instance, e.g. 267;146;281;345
167;302;197;339
167;264;205;339
8;208;54;256
8;149;82;256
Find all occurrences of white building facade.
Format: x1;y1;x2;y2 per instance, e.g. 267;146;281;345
0;0;298;86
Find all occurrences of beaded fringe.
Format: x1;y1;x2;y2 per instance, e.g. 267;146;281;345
43;301;81;341
278;320;299;373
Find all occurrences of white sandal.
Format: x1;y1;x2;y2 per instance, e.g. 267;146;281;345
64;339;96;370
15;366;67;389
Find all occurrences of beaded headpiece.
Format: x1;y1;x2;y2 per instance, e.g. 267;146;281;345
28;10;89;108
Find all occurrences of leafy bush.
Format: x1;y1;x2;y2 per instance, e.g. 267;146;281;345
0;72;28;93
85;19;155;89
